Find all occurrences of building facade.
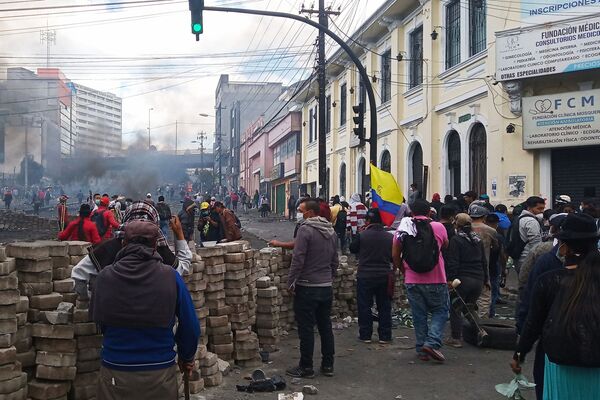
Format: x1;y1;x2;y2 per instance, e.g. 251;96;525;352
214;75;285;194
73;83;122;157
299;0;599;207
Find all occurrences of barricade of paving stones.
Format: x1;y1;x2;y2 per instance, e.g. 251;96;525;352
0;240;407;399
0;211;58;234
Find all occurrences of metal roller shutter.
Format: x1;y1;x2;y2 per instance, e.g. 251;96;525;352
552;145;600;205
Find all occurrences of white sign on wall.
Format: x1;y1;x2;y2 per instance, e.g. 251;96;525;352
496;14;600;81
522;88;600;149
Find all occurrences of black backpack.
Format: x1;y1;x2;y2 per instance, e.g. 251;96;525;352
506;214;539;260
334;210;347;233
402;218;439;273
156;202;171;222
92;210;108;237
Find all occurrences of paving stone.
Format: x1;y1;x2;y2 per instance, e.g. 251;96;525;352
15;258;52;273
76;334;102;349
0;362;21;382
196;247;224;258
209;333;232;345
0;318;17;334
197;352;217;367
0;272;17;291
52;267;72;280
0;346;16;365
206;273;225;283
206;324;231;336
69;255;86;265
225;295;248;305
77;347;100;362
15;349;34;367
60;292;77;304
0;304;16;320
224;253;245;263
73;309;91;323
217;242;245;253
6;243;50;260
200;363;219;377
73;322;97;336
27;379;71;399
187;280;207;291
52;279;73;293
0;259;16;276
70;383;96;400
257;286;278;298
0;290;19;306
0;247;5;262
208;343;234;354
0;372;26;394
18;270;52;283
188;378;204;393
36;364;77;381
224;270;246;280
0;333;16;348
13;337;31;353
15;297;28;314
32;323;74;339
73;371;98;386
224;287;249;296
33;338;76;353
75;358;101;373
51;256;70;269
65;241;90;256
202;371;223;387
18;282;53;296
36;241;69;257
29;293;63;311
35;351;76;367
205;263;226;274
2;386;25;400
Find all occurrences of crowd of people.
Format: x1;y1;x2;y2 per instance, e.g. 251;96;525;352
272;189;600;400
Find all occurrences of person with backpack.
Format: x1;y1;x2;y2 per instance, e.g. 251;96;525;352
392;199;449;362
507;196;545;272
444;213;488;348
58;204;102;245
214;201;241;242
350;208;393;344
91;196;120;240
155;195;172;238
333;202;349;253
511;213;600;400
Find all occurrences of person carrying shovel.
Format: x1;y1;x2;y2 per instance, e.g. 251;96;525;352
91;220;200;399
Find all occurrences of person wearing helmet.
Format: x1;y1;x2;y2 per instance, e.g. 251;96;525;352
197;201;223;243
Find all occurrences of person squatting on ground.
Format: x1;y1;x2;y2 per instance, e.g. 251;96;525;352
512;213;600;400
71;201;192;300
92;220;200;400
286;199;338;379
59;204;102;245
392;199;449;362
444;213;488;348
349;208;393;344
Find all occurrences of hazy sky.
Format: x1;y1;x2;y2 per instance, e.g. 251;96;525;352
0;0;385;152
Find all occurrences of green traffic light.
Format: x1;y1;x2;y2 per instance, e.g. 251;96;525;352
193;23;202;33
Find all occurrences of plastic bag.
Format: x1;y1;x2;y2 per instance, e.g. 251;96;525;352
495;374;536;399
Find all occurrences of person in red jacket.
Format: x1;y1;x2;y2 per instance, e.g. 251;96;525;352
59;204;102;244
92;196;120;240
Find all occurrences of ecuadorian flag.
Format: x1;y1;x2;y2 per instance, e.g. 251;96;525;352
370;164;403;227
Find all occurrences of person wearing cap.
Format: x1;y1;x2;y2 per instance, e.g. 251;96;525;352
469;204;499;318
444;213;488;348
145;193;155;206
479;194;494;213
512;213;600;400
71;201;192;301
92;220;200;400
198;201;223;242
91;196;121;240
349;208;394;344
554;194;572;213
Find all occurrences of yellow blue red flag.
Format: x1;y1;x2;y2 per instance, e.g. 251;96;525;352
370;164;403;226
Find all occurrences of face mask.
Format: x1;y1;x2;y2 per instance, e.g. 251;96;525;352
95;199;101;206
555;243;566;264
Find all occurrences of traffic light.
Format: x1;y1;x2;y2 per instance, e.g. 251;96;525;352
352;103;365;140
189;0;204;40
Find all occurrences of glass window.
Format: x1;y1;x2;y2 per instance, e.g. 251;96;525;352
340;83;347;127
325;95;331;133
470;0;486;56
409;27;423;88
381;50;392;103
359;73;366;107
309;108;314;143
446;0;461;69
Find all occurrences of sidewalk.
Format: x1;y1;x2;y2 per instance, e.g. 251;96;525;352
239;210;297;243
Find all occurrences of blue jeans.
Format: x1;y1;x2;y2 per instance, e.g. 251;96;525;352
356;277;392;341
489;269;501;317
159;221;169;240
406;283;449;353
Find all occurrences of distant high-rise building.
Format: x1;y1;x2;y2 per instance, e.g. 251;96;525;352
73;84;122;157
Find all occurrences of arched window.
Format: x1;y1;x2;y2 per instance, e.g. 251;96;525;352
409;142;423;192
339;163;347;198
447;131;461;196
357;157;367;196
380;150;391;173
470;123;487;195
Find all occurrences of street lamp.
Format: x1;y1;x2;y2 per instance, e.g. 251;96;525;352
148;107;154;150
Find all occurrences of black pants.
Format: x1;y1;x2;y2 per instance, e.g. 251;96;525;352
449;276;482;339
356;277;392;341
293;286;335;369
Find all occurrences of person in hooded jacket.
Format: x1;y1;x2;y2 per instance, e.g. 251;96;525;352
178;198;197;242
286;199;338;379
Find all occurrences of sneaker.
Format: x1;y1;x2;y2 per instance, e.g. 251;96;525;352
378;339;392;344
359;338;372;344
286;366;315;378
417;353;430;361
422;346;446;362
320;366;334;377
444;338;463;348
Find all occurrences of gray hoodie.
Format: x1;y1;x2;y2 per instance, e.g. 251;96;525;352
288;217;338;288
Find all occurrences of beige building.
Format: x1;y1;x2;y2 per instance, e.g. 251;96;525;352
299;0;600;207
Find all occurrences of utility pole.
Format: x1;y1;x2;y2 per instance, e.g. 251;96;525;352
40;22;56;68
301;2;340;199
215;104;227;195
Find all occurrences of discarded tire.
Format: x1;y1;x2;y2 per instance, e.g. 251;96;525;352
463;319;517;351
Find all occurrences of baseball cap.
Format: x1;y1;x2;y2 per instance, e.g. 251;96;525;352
469;204;489;218
124;220;159;244
200;202;210;210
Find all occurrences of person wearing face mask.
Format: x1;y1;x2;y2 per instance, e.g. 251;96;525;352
511;213;600;400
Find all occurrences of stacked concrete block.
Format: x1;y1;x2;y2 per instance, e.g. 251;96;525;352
0;246;28;400
255;276;280;352
275;250;294;331
34;241;76;306
198;351;222;388
332;255;356;318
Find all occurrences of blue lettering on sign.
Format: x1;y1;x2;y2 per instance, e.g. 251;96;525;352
563;59;600;72
523;0;599;17
554;96;594;109
537;116;595;126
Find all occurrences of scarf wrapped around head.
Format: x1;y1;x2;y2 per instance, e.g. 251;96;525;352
118;201;168;247
349;193;362;205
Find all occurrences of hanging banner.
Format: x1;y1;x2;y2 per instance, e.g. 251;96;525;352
522;88;600;149
496;14;600;81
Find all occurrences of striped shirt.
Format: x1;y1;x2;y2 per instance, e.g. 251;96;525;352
347;202;367;235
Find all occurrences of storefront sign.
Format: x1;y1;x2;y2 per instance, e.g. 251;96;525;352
522;88;600;149
521;0;600;23
496;15;600;81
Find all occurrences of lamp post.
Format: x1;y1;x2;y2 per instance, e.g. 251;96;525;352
147;107;154;150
